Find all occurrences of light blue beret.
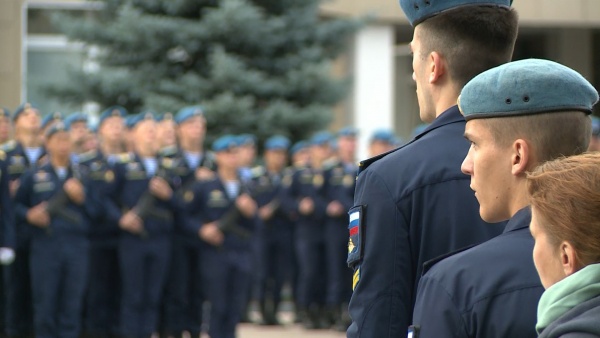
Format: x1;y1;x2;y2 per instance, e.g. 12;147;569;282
65;113;88;129
45;121;68;138
310;131;333;146
130;111;157;128
459;59;599;121
156;112;174;122
337;126;359;137
0;107;10;119
237;134;257;146
41;111;64;129
99;106;127;125
213;135;238;152
411;124;429;138
175;105;204;124
124;114;137;129
14;102;41;122
370;129;396;144
400;0;512;26
291;141;308;155
265;135;290;150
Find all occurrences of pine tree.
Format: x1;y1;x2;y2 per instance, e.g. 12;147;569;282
49;0;360;144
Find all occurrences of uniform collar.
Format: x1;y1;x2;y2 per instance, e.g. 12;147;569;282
503;206;531;233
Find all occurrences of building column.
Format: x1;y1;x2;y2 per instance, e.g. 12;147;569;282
0;0;24;108
546;28;593;81
353;24;395;161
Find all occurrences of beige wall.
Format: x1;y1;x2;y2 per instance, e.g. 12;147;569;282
0;0;24;108
321;0;600;27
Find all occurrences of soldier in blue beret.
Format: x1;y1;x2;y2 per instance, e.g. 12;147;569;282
41;111;64;136
250;135;292;326
588;116;600;151
14;121;96;338
367;129;397;157
64;113;89;164
0;107;11;145
347;1;519;337
410;123;429;139
103;111;180;338
159;105;215;338
3;102;46;337
290;141;310;168
237;134;257;185
185;135;257;338
156;112;177;155
78;106;126;337
412;59;598;338
280;131;333;329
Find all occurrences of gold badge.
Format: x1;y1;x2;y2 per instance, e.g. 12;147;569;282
282;175;292;187
184;190;194;202
105;170;115;182
353;268;360;290
343;174;354;187
348;237;355;254
313;174;323;187
0;150;5;161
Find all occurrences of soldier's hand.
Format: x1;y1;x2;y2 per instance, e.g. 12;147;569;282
26;202;50;227
149;177;173;200
9;179;20;197
299;197;314;215
199;221;224;246
236;194;257;218
64;178;85;205
119;211;143;234
195;167;214;181
327;200;344;217
259;204;275;221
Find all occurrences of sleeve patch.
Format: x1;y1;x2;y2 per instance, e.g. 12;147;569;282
347;205;366;268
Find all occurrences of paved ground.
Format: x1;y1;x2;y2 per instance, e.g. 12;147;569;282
238;324;346;338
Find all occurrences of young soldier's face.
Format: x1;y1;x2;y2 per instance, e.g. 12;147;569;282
461;119;513;223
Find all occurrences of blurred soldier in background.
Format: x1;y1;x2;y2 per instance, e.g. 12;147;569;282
157;112;177;155
3;103;46;338
79;106;127;338
187;135;257;338
160;106;214;338
367;129;396;157
251;135;292;326
281;131;331;329
323;127;357;331
105;112;179;338
15;122;94;338
0;108;11;146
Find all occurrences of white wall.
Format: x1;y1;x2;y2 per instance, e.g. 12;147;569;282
353;24;395;161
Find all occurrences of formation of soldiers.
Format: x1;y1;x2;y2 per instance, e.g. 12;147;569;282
0;102;390;338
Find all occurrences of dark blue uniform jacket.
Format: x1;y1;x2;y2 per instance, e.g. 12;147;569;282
412;207;544;338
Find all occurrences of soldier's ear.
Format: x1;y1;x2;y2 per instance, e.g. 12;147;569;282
510;139;531;176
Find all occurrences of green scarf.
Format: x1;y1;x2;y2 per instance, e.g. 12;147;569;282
536;263;600;334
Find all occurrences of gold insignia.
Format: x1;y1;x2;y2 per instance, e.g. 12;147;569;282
210;189;223;200
184;190;194;202
343;174;354;187
0;150;5;161
282;175;292;187
105;170;114;182
313;174;323;187
163;112;173;120
348;237;355;254
162;158;174;168
353;268;360;290
112;109;120;116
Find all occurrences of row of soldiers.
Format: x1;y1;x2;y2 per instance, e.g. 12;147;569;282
0;102;368;338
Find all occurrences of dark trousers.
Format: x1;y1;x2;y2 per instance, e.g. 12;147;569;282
255;231;292;307
160;237;203;336
30;236;89;338
119;235;171;338
5;247;34;337
84;241;120;337
294;237;326;309
204;249;250;338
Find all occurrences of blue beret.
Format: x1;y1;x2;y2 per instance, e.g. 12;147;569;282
65;113;88;129
13;102;41;122
212;135;238;152
310;131;333;146
130;111;157;128
41;112;64;129
591;116;600;136
175;105;204;124
156;112;174;122
124;114;137;129
459;59;599;121
45;121;68;138
400;0;511;26
0;107;10;119
411;123;429;138
265;135;290;150
291;141;308;155
237;134;257;146
337;126;358;137
99;106;127;125
370;129;396;144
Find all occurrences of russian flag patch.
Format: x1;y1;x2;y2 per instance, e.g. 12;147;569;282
347;205;365;269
